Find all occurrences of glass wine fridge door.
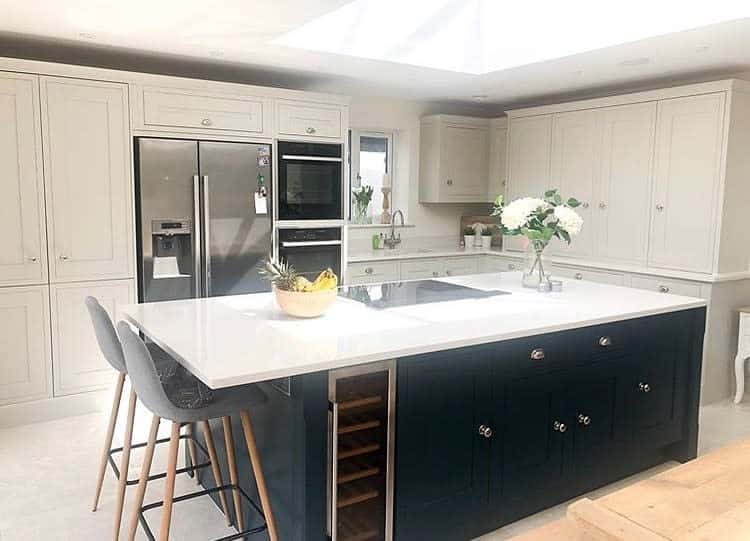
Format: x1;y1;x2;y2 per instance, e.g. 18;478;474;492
328;361;395;541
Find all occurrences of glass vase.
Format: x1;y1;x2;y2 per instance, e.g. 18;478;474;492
522;241;551;290
353;201;371;224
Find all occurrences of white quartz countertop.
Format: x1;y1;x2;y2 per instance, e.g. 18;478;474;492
119;273;706;390
348;246;505;262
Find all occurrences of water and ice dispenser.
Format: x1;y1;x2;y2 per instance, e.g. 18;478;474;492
150;220;193;279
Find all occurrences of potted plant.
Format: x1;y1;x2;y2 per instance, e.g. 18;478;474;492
352;185;374;224
492;189;583;289
481;226;494;249
463;226;475;249
260;257;339;318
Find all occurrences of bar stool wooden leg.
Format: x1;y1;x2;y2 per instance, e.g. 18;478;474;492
200;420;232;526
240;410;279;541
222;416;244;532
92;371;126;511
128;415;160;541
185;423;200;484
159;421;181;541
113;388;137;540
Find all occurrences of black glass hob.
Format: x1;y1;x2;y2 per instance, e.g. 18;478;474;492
343;279;510;309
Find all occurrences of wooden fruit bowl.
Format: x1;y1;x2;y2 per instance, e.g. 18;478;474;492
273;286;337;318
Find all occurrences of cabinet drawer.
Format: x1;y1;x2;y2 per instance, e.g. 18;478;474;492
347;261;399;285
571;321;634;360
401;258;442;281
630;275;703;298
480;256;521;273
551;265;625;286
142;87;265;133
444;257;478;277
277;101;342;138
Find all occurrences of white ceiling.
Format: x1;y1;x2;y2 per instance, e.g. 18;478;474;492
1;0;750;108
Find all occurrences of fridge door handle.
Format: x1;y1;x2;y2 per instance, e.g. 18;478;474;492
193;175;202;297
202;175;212;297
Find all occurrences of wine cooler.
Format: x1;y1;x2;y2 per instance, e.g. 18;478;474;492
328;360;395;541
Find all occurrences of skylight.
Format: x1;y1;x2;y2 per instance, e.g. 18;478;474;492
274;0;750;75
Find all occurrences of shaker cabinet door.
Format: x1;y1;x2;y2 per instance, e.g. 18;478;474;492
42;77;134;282
0;285;52;405
396;349;491;541
648;94;724;273
596;102;656;264
505;115;552;251
0;72;48;286
548;110;598;257
51;279;135;396
441;123;489;200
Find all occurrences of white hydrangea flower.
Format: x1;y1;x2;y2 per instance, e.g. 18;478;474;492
501;197;547;230
554;205;583;236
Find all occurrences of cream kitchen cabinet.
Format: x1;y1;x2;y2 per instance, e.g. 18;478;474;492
479;255;522;274
139;86;267;135
595;102;656;264
51;279;135;396
41;77;134;283
347;261;400;285
629;275;704;299
401;258;443;281
547;110;599;258
0;285;52;406
487;118;508;202
419;115;489;203
277;100;343;139
505;114;553;251
0;72;48;286
550;264;626;286
648;94;725;274
444;257;479;277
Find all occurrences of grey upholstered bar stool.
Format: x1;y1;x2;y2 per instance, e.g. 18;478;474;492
86;297;208;540
117;321;279;541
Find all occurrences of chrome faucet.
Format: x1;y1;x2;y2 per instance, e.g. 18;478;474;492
384;210;404;249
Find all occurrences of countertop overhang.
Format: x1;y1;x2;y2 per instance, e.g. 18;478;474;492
119;273;707;389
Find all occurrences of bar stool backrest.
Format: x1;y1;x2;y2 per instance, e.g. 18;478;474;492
85;296;126;373
117;321;184;422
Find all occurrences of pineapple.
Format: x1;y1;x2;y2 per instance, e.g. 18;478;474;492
260;257;302;291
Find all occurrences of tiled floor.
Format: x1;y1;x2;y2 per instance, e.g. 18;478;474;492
1;393;749;541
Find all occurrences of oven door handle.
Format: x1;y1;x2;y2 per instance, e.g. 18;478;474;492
280;240;342;248
281;154;343;163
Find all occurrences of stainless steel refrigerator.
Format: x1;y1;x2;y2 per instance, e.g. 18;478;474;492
135;138;272;302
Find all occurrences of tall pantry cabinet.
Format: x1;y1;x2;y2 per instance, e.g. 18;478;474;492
0;71;135;406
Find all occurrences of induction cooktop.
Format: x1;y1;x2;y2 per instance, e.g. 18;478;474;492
343;279;510;309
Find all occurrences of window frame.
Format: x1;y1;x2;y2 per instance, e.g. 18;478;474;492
348;128;396;224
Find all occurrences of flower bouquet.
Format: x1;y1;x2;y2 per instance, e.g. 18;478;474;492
492;189;583;289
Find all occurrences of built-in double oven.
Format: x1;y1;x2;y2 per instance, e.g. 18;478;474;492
277;141;343;221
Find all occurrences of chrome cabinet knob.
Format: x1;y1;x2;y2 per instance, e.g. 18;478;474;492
574;272;584;280
478;424;493;439
530;348;545;361
446;270;452;276
446;179;453;186
639;382;652;393
577;414;591;426
553;421;568;433
656;203;665;212
306;126;317;134
598;336;613;347
59;255;68;260
432;271;439;277
508;263;516;270
364;267;373;275
28;256;38;262
201;118;212;126
658;285;670;293
598;202;607;209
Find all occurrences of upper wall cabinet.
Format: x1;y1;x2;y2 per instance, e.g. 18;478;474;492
277;100;343;139
648;94;725;273
419;115;489;203
41;77;134;283
487;118;508;202
0;73;48;286
504;80;750;277
139;86;268;135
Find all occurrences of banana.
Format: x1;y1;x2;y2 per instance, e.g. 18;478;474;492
301;269;338;292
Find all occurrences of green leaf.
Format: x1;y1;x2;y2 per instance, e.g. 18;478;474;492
544;189;557;198
559;229;571;244
553;194;563;205
567;197;581;208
